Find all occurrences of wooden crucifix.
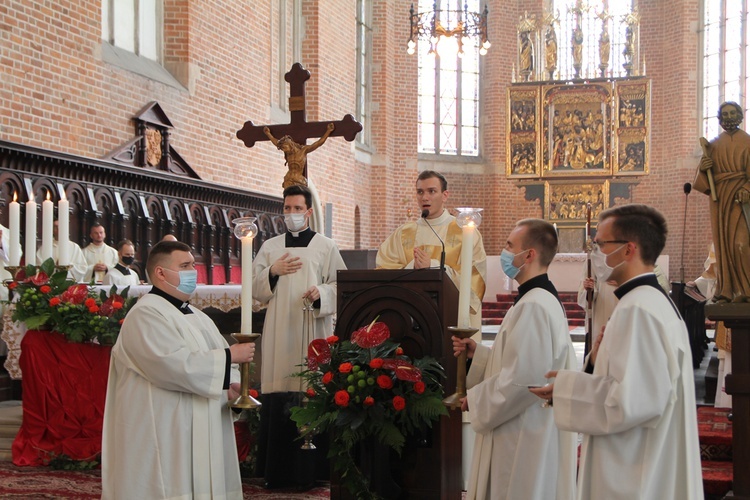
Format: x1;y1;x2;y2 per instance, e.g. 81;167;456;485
236;63;362;188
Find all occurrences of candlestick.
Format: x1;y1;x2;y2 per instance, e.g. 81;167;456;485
241;236;253;333
233;217;258;334
454;208;483;329
25;196;36;267
41;193;53;262
58;196;70;266
9;193;20;267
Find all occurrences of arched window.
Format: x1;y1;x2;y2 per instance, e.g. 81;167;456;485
417;0;481;157
551;0;635;80
701;0;749;138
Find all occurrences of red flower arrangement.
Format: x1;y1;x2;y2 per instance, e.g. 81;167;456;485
9;258;136;344
291;319;447;500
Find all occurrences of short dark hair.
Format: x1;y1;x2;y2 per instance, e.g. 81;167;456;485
116;239;134;251
90;222;104;230
283;184;312;210
146;241;191;278
599;204;667;265
416;170;448;191
516;219;558;267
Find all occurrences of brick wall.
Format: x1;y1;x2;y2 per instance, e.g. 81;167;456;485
0;0;716;279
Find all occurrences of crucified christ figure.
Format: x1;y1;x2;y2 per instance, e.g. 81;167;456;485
263;122;335;188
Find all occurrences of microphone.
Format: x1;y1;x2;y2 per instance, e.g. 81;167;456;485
680;182;692;282
421;209;446;271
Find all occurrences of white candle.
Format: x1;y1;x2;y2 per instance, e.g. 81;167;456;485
240;235;253;334
9;194;20;267
57;197;70;266
41;194;54;262
457;222;475;329
553;223;558;236
25;196;36;267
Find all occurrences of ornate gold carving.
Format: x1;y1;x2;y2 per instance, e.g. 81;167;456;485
145;128;162;167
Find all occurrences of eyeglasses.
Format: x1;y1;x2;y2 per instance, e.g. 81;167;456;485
592;240;628;250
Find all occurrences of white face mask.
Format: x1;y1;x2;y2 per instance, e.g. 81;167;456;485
284;213;308;232
590;244;626;282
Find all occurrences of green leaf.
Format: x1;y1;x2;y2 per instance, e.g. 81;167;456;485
25;314;51;329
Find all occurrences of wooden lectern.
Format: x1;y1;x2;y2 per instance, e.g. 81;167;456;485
331;269;462;500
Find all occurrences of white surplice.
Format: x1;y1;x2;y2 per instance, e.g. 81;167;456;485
36;241;88;282
102;293;242;500
553;276;704;500
465;285;577;500
102;266;140;287
82;243;118;282
252;232;346;393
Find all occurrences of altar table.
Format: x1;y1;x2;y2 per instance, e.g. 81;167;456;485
12;329;112;466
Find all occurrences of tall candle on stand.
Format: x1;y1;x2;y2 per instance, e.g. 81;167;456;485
25;195;36;266
455;208;483;329
40;192;53;262
233;217;258;335
457;222;474;328
57;196;70;266
240;235;253;333
9;193;20;267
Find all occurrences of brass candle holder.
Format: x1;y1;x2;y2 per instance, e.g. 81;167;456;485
443;325;479;409
230;332;262;410
3;265;21;287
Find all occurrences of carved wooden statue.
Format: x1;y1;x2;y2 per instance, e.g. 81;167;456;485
695;101;750;302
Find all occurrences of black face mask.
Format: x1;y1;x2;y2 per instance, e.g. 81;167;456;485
121;256;135;266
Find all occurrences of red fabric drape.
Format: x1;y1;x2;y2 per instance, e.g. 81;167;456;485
12;330;112;466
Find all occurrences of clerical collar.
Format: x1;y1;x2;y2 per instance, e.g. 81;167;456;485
614;273;680;317
115;263;131;275
417;209;452;226
149;285;193;314
515;273;560;304
285;227;315;248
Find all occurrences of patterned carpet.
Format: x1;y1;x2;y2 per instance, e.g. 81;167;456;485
0;461;330;499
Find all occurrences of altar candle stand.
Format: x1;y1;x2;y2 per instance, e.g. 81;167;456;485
444;208;483;409
230;217;261;410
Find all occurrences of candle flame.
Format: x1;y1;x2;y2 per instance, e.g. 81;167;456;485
12;192;17;203
46;190;51;201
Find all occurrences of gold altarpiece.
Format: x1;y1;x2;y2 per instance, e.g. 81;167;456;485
508;7;649;251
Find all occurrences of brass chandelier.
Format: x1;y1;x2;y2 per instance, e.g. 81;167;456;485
407;1;491;58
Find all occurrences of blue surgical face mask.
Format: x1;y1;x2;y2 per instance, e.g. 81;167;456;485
500;248;529;280
163;268;198;295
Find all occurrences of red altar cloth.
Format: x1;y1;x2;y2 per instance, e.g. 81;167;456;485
12;330;112;466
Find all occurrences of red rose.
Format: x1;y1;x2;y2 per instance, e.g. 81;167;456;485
39;285;51;294
377;375;393;389
49;297;61;307
369;358;384;369
334;390;350;407
392;395;406;411
7;281;17;290
363;396;375;407
84;298;96;308
306;388;316;397
322;371;334;384
118;319;124;325
88;305;100;314
414;381;426;394
395;347;404;355
112;301;124;310
326;335;339;344
249;389;259;398
339;362;353;374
